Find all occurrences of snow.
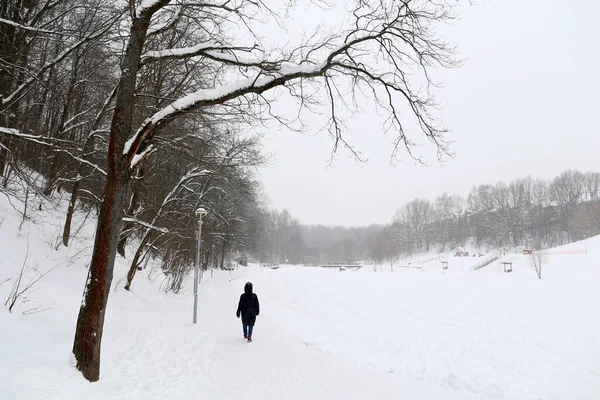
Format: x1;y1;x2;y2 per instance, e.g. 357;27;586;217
1;190;600;399
0;17;57;34
124;32;377;156
143;43;266;67
129;144;153;168
124;62;323;155
0;128;107;175
136;0;164;17
143;42;282;68
121;217;168;233
147;6;181;35
0;127;47;146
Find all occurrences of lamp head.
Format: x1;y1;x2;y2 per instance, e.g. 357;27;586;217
195;207;207;218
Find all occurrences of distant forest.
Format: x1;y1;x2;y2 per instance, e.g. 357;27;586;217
255;170;600;265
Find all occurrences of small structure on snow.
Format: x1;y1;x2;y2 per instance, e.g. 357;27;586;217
501;261;513;273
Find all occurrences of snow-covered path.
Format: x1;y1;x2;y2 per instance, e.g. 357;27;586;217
194;266;600;400
2;258;600;399
197;269;440;400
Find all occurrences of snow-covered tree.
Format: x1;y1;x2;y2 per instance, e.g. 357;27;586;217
3;0;463;381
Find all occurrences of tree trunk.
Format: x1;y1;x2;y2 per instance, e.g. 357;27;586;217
0;1;16;177
117;212;132;257
72;13;153;382
220;244;226;270
0;146;6;177
72;162;128;381
1;158;12;187
117;176;140;257
124;235;148;291
62;179;80;246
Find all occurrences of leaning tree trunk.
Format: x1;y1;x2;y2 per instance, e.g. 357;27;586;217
124;234;149;290
62;178;81;246
62;138;95;247
117;208;134;256
72;12;153;382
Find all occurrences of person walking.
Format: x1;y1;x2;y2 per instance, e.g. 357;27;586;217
236;282;260;342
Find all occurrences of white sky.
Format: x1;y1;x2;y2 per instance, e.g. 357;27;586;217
256;0;600;227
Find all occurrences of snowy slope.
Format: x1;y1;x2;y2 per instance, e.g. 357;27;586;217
473;234;600;278
1;192;600;399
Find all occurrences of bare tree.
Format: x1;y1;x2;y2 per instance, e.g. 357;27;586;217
584;171;600;203
433;192;463;249
4;238;59;312
530;250;547;280
369;231;386;272
573;202;600;239
530;178;554;247
508;177;533;245
381;227;400;272
123;167;210;290
549;170;586;241
394;198;435;251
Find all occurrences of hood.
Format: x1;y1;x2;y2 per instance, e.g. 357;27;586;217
244;282;253;294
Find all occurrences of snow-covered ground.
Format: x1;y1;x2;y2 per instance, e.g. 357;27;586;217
1;193;600;399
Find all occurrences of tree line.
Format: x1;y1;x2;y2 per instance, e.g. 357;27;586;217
256;170;600;266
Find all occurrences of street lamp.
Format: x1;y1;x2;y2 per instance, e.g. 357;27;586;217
193;207;207;324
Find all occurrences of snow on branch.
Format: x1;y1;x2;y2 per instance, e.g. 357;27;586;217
0;17;62;34
122;217;169;233
147;5;182;36
130;145;154;168
0;128;54;147
152;167;212;212
57;150;107;176
79;190;103;203
135;0;171;18
125;2;458;164
0;127;107;175
141;42;271;68
124;61;325;160
124;167;211;248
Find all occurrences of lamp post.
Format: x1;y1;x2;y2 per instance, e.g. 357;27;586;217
193;207;207;324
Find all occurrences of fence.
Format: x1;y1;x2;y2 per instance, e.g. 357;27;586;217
471;255;499;271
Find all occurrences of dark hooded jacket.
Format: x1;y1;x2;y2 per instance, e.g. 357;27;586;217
236;282;260;326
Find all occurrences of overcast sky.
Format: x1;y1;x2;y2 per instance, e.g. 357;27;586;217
256;0;600;227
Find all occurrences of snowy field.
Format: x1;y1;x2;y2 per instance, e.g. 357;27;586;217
1;195;600;399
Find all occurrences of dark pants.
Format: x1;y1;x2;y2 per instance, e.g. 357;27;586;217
243;324;254;339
